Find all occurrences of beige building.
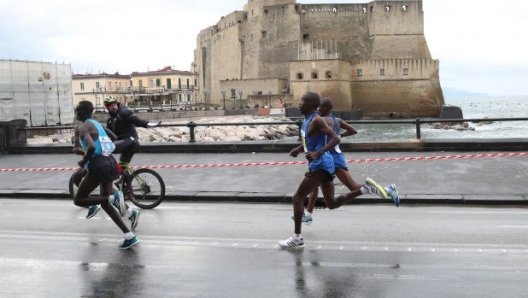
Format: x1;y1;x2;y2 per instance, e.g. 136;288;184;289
130;66;197;109
72;66;197;111
194;0;444;118
72;73;131;112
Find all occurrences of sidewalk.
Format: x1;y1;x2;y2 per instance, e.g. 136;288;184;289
1;151;528;205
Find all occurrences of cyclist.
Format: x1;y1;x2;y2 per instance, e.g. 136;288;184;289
85;96;161;228
103;96;161;167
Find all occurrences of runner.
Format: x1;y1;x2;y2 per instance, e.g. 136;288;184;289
294;97;400;225
73;100;139;249
85;96;160;227
279;92;392;249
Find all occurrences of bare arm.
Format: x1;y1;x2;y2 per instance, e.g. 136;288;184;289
103;127;117;141
338;119;358;138
72;126;85;155
289;144;304;157
77;123;97;167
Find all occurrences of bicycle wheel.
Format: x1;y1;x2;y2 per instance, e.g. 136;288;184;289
125;168;165;209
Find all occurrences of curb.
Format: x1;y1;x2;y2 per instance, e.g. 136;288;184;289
1;191;527;206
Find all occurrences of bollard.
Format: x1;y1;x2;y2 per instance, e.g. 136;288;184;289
187;121;197;143
415;118;421;139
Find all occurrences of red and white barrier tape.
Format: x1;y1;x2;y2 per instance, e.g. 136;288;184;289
1;152;527;172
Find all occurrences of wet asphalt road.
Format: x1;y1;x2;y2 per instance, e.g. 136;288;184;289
1;199;528;298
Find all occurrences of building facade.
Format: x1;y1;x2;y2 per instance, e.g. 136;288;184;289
72;73;131;112
72;66;197;111
130;66;198;109
194;0;444;118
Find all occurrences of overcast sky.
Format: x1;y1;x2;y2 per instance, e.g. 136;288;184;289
1;0;527;96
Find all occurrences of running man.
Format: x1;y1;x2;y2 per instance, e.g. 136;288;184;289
73;100;139;250
72;124;141;231
279;92;392;249
294;98;400;225
85;96;160;226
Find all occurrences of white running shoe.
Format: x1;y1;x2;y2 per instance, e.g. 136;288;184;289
278;235;305;249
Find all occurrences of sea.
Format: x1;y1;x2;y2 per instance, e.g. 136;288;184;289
351;95;528;140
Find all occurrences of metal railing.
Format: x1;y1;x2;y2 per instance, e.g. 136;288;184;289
19;117;528;143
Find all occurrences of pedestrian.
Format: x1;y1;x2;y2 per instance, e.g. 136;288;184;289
293;97;400;225
279;92;393;249
73;100;140;250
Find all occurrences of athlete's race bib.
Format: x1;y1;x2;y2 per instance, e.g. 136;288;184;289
334;135;342;153
99;136;115;156
301;130;308;152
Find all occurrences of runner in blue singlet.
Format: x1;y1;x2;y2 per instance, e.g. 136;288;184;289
295;98;400;226
279;93;397;249
73;100;140;250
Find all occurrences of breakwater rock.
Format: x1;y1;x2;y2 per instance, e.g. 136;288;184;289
429;117;493;131
27;116;299;144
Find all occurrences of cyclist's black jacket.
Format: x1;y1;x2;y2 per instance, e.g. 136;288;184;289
106;103;149;140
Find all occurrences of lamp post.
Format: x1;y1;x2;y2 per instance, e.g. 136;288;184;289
130;87;138;112
221;89;226;110
203;90;210;109
238;91;243;109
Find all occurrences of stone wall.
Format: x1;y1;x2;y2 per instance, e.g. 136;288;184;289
289;59;352;110
299;4;370;62
194;0;444;118
351;79;443;118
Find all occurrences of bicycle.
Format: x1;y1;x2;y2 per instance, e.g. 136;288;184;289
69;162;166;209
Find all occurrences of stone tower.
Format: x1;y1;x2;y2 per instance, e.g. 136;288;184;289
194;0;444;118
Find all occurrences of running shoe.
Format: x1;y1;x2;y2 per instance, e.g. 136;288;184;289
119;236;140;250
290;213;313;225
129;209;141;231
278;236;305;249
86;205;101;219
365;178;388;199
387;183;400;207
111;191;127;217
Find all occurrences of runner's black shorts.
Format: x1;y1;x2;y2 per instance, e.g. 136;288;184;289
87;155;120;184
305;169;335;182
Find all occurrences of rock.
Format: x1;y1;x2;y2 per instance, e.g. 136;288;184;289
27;115;298;144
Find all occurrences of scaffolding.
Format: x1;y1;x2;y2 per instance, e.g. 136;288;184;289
0;59;74;126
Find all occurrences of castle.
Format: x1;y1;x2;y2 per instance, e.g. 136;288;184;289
193;0;444;118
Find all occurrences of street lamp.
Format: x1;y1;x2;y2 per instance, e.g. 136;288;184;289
221;89;226;110
238;91;243;109
203;90;210;109
130;87;138;112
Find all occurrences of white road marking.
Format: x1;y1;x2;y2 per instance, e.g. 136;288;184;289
1;230;528;255
497;225;528;229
